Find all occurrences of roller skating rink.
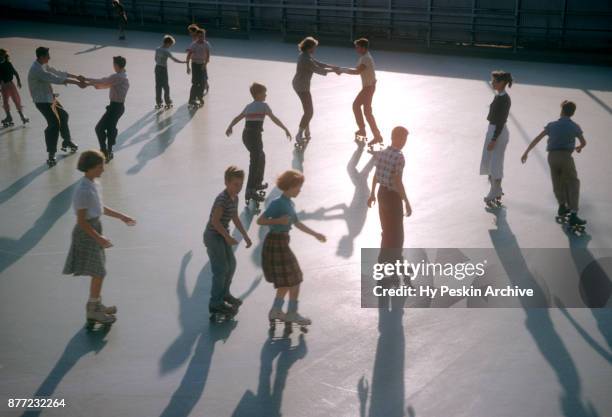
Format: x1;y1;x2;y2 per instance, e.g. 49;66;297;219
1;21;612;417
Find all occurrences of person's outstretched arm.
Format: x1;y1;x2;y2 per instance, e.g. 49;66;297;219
342;63;366;75
103;206;136;225
295;222;326;242
225;112;245;136
521;130;547;163
232;213;252;248
267;111;291;139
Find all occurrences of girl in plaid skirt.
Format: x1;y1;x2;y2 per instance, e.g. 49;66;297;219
257;170;326;326
63;150;136;325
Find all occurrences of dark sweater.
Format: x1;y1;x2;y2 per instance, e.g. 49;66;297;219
486;93;511;140
0;61;20;84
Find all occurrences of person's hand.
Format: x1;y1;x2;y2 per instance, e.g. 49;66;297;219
276;215;290;225
225;127;233;137
285;129;292;141
487;140;497;151
78;81;88;89
77;75;86;82
575;145;584;153
244;236;252;248
122;215;137;226
521;153;528;164
98;236;113;248
367;195;376;208
404;202;412;217
225;236;239;245
315;233;326;243
186;67;191;75
17;81;22;89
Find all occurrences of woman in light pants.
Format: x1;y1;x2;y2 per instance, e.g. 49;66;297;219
480;70;513;207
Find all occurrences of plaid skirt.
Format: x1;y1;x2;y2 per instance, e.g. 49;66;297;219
63;218;107;278
262;232;303;288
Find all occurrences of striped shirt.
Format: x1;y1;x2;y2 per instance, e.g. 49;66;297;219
242;101;272;122
206;190;238;235
374;146;405;191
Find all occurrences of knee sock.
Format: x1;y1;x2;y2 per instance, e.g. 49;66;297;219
272;297;284;310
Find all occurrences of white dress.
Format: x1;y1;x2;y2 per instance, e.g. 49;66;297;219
480;123;509;180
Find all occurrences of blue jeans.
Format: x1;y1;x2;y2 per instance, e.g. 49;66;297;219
204;231;236;309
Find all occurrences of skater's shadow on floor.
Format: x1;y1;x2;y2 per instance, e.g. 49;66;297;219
0;154;73;207
0;181;76;275
557;230;612;360
158;249;261;417
297;145;375;258
74;45;107;55
124;104;194;175
19;326;111;417
231;334;308;417
488;208;602;417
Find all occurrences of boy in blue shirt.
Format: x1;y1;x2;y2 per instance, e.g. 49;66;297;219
521;100;587;228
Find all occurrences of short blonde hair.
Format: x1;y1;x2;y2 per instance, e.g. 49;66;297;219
298;36;318;52
77;150;105;172
249;82;267;99
276;170;305;191
163;35;176;45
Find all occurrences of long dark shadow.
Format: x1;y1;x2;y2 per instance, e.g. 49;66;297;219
20;327;111;417
582;89;612;115
0;182;76;274
126;104;195;175
563;230;612;355
488;208;600;417
0;158;69;206
74;44;107;55
231;334;307;416
158;246;261;417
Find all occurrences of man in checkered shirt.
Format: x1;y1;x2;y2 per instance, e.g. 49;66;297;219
368;126;412;250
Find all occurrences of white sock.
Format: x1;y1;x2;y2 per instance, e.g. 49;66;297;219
88;297;101;303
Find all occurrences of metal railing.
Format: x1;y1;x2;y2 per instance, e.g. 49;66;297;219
42;0;612;52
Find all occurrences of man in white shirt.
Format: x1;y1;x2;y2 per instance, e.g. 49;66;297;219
28;46;85;166
341;38;383;147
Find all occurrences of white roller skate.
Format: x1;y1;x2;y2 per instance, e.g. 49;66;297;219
284;311;310;334
86;301;116;329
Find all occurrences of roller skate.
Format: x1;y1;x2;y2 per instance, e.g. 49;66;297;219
224;294;243;309
255;182;268;191
354;128;367;146
366;135;384;154
294;135;310;151
154;103;164;111
484;192;504;209
555;204;571;224
209;303;237;323
164;101;173;110
18;111;29;126
1;114;14;128
85;300;116;330
245;188;265;214
98;298;117;315
46;153;57;168
566;212;587;236
268;308;291;337
101;147;114;163
60;141;79;153
284;311;310;334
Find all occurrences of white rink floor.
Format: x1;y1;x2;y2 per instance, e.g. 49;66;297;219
0;21;611;417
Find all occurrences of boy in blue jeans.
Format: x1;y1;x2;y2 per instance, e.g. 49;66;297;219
521;100;588;228
204;166;252;316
